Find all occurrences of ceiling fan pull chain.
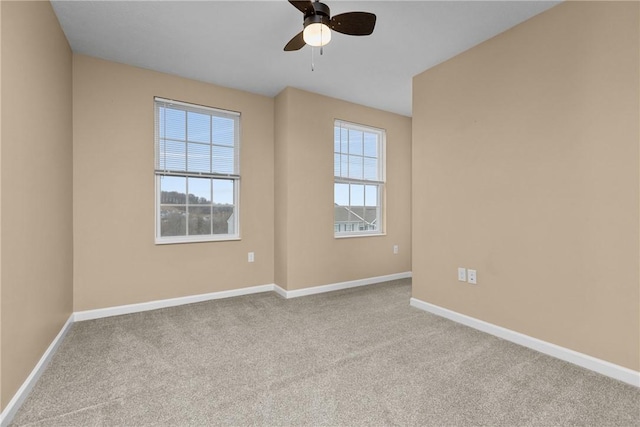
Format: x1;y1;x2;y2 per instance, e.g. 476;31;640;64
311;46;315;71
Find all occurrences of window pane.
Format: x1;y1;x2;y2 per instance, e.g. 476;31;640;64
334;127;341;152
160;206;186;236
188;178;211;205
340;154;348;179
188;206;212;235
369;217;380;231
350;184;364;206
160;140;186;171
340;128;348;153
160;176;186;204
158;107;166;138
365;185;378;207
226;209;236;235
348;130;363;155
187;112;210;143
213;179;234;205
187;142;211;173
213;145;235;174
213;117;235;146
348;155;363;180
334;183;349;206
334;153;341;177
364;133;378;157
158;139;166;169
165;108;186;140
349;206;365;227
363;157;378;181
213;205;235;234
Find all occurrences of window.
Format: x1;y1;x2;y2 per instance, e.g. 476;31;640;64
334;120;385;236
155;98;240;244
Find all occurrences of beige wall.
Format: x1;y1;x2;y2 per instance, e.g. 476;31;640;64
412;1;639;370
73;55;275;311
74;61;410;308
275;87;412;290
1;0;73;409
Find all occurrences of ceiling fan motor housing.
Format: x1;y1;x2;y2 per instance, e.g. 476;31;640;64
304;2;330;28
308;2;329;18
304;13;330;29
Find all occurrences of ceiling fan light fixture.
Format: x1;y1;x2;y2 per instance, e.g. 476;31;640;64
303;13;331;47
303;22;331;46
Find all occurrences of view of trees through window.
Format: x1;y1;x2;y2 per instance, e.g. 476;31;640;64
158;176;235;237
159;188;235;237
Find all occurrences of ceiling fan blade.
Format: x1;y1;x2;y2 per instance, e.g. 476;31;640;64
284;31;306;51
289;1;314;15
330;12;376;36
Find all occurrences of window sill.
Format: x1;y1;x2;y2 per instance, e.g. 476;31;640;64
155;236;241;245
335;233;386;239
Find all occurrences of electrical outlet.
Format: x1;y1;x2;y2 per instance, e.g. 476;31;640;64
393;245;399;254
467;269;477;284
457;268;467;282
248;252;255;263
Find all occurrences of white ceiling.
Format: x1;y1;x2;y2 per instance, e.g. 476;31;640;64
51;0;559;117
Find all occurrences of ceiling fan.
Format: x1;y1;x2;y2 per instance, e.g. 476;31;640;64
284;0;377;51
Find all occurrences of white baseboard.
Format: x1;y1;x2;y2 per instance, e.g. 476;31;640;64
0;314;74;427
275;271;412;299
410;297;640;388
273;284;288;299
74;284;276;321
74;272;414;320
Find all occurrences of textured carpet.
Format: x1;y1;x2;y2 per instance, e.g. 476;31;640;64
10;279;640;426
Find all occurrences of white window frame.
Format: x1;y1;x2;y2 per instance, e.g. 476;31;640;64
154;97;241;244
334;120;386;238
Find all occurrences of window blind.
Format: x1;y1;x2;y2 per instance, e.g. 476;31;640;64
334;120;383;183
155;98;240;178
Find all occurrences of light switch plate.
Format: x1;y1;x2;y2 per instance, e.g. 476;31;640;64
458;268;467;282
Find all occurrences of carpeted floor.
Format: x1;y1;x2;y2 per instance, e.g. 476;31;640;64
10;279;640;426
